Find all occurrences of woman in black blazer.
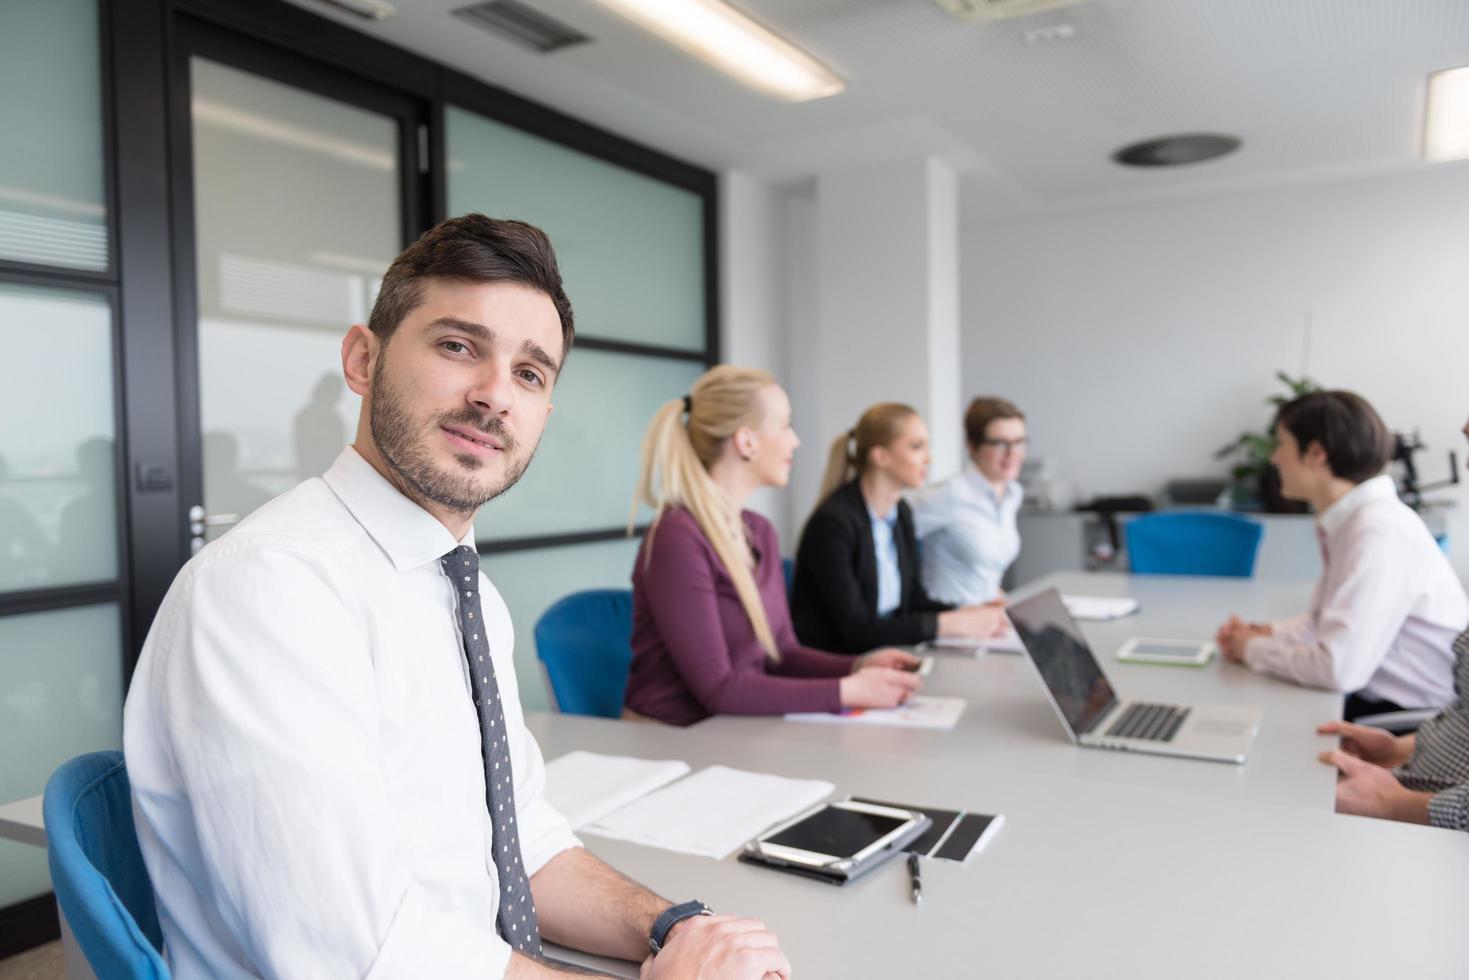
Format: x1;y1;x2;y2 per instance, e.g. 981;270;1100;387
792;404;1008;654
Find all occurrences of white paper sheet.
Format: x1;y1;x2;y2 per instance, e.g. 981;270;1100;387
1061;594;1140;620
583;765;834;860
785;695;967;730
544;751;691;831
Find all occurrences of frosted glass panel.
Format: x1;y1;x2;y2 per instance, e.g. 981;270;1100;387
446;107;705;351
0;0;107;270
475;350;703;541
0;603;123;906
482;537;641;713
191;58;397;534
0;284;116;591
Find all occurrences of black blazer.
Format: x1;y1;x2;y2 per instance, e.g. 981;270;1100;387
791;480;952;653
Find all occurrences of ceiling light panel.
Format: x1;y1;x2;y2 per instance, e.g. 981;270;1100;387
587;0;846;103
1424;66;1469;163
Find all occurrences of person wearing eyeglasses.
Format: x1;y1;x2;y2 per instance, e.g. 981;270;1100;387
908;397;1029;605
791;404;1009;654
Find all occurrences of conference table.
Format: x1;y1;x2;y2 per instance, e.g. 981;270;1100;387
536;572;1469;979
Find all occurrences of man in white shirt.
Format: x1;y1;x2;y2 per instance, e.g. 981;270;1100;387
1216;391;1468;718
124;215;791;980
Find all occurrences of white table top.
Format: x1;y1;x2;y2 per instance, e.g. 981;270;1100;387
701;571;1339;811
529;572;1469;978
529;713;1469;979
0;794;45;847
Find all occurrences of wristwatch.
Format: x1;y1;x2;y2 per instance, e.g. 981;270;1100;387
649;900;713;954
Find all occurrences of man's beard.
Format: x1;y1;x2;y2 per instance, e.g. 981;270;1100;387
370;356;536;515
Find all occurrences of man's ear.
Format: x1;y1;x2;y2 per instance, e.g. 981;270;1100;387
342;324;377;397
1302;440;1330;470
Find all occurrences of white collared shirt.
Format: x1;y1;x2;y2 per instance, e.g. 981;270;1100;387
907;463;1023;604
868;504;901;616
123;447;579;980
1244;474;1469;707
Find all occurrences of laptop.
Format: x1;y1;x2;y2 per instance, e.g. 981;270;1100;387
1006;588;1261;764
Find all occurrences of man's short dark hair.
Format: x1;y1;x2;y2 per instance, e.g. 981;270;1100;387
964;396;1025;448
1273;390;1392;484
367;214;574;358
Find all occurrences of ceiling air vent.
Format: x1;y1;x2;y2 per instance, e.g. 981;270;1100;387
452;1;591;54
932;0;1091;22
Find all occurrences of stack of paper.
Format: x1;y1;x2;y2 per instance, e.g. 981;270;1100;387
544;751;690;831
584;765;834;859
785;695;967;730
1061;594;1140;620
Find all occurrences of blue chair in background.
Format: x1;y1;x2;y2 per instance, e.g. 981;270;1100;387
1124;512;1264;578
782;557;795;599
534;589;635;718
44;751;169;980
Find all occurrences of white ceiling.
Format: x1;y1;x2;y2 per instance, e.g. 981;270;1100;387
284;0;1469;222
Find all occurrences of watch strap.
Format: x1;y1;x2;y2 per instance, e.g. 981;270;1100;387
649;900;712;954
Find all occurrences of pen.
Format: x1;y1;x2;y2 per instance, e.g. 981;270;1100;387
908;852;922;906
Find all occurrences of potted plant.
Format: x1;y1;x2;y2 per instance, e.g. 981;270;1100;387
1215;371;1318;513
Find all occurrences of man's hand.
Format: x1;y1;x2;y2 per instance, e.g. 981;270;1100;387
639;914;791;980
1317;720;1414;769
854;648;920;672
1319;749;1431;823
1216;615;1271;663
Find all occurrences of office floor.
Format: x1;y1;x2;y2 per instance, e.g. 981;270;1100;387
0;943;63;980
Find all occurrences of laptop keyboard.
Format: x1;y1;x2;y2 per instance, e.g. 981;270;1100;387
1104;702;1191;742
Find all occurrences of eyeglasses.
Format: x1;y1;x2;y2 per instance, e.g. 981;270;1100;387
980;438;1029;453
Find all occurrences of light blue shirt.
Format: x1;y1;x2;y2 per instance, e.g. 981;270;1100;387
907;463;1023;605
868;505;902;617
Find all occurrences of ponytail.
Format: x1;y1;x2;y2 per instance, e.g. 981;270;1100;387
816;430;858;505
809;402;921;521
632;365;781;661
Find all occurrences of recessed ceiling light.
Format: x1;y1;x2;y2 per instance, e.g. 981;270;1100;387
1424;66;1469;163
1112;133;1241;168
587;0;845;103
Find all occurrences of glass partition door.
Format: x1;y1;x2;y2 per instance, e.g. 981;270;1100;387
176;31;420;552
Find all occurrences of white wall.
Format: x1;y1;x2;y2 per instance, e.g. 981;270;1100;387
962;167;1469;579
720;169;791;538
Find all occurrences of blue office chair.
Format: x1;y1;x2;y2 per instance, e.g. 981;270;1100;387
1124;512;1263;578
534;589;635;718
782;557;795;599
43;751;169;980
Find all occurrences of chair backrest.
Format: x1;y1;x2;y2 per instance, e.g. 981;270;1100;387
782;557;795;599
43;751;169;980
1124;512;1264;578
534;589;635;718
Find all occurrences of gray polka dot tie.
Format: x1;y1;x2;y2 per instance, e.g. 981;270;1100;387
441;546;541;956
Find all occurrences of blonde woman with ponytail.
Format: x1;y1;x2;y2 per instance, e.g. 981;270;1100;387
791;404;1009;654
622;366;922;726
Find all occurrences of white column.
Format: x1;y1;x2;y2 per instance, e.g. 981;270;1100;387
791;157;963;517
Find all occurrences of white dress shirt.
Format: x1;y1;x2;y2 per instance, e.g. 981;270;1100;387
907;463;1023;605
123;447;579;980
1244;474;1469;707
867;504;901;616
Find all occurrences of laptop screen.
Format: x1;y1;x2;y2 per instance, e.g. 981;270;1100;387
1006;588;1118;736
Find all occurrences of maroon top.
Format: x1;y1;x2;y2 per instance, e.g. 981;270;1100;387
625;506;850;726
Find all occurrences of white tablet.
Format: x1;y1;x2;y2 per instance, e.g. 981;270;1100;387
740;799;930;884
1115;637;1216;666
